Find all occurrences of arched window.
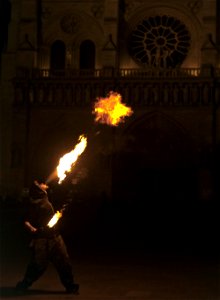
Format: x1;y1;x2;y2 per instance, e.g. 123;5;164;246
50;40;66;69
80;40;95;69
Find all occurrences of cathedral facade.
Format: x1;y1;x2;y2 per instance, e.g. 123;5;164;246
0;0;220;208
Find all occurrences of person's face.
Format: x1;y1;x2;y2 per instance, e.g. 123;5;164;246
39;183;49;191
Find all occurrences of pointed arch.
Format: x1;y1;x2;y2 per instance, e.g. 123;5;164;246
113;111;197;200
119;111;194;162
79;40;95;69
50;40;66;69
111;111;198;243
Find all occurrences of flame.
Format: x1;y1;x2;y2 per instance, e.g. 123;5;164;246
57;135;87;184
93;91;133;126
47;210;62;228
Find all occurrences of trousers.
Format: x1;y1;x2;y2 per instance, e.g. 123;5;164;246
22;234;75;289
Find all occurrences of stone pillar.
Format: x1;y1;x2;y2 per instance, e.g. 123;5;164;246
16;0;38;68
0;0;20;196
102;0;119;67
216;0;220;66
201;34;218;66
0;0;39;196
38;45;50;70
216;0;220;46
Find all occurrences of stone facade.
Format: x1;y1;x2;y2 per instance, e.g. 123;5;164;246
0;0;219;207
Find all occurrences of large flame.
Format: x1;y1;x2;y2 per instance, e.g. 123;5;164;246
93;91;133;126
47;211;62;228
57;135;87;184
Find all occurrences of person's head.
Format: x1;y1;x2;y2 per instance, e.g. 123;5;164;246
29;180;48;201
34;180;49;192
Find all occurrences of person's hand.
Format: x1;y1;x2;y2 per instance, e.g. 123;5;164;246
24;221;37;233
29;227;37;233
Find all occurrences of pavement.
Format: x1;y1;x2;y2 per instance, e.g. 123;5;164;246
0;204;219;300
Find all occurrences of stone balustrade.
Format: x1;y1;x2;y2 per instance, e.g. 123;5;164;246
13;67;220;107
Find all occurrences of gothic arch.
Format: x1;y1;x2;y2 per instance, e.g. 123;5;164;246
80;40;96;69
112;111;197;202
111;111;198;241
43;10;104;69
50;40;66;69
44;9;104;44
117;111;194;164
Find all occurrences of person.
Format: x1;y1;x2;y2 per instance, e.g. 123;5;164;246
15;180;79;294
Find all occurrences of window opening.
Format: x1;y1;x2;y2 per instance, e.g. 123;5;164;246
80;40;95;69
50;40;66;69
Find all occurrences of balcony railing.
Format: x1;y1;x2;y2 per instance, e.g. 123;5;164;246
15;67;220;79
13;67;220;107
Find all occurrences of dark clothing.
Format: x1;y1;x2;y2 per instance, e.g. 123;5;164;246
18;182;78;292
23;235;74;289
26;196;59;238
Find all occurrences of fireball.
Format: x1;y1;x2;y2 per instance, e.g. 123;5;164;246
93;91;133;126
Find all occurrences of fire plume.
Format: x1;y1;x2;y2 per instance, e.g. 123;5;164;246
47;211;62;228
56;135;87;184
93;91;133;126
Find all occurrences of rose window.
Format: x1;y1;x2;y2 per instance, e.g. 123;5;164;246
128;15;191;68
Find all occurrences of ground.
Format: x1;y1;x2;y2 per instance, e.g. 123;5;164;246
0;202;219;300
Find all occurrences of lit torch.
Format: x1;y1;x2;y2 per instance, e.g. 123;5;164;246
47;210;63;228
93;91;133;126
45;135;87;227
56;134;87;184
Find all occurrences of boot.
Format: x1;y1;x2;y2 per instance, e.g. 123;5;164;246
15;280;30;292
66;283;79;294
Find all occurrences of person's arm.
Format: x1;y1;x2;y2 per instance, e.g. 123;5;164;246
24;221;37;233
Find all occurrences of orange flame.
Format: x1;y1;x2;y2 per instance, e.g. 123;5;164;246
56;135;87;184
93;91;133;126
47;210;62;228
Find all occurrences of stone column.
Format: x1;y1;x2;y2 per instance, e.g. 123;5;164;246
102;0;119;67
201;34;218;66
16;0;38;68
0;0;21;196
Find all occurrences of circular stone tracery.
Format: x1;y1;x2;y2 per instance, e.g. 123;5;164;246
128;15;191;68
60;14;81;34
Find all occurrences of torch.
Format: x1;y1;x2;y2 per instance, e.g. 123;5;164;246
46;134;87;228
47;210;63;228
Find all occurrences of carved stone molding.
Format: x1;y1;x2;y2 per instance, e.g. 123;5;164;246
91;4;104;18
187;0;203;14
124;0;143;20
42;7;52;19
